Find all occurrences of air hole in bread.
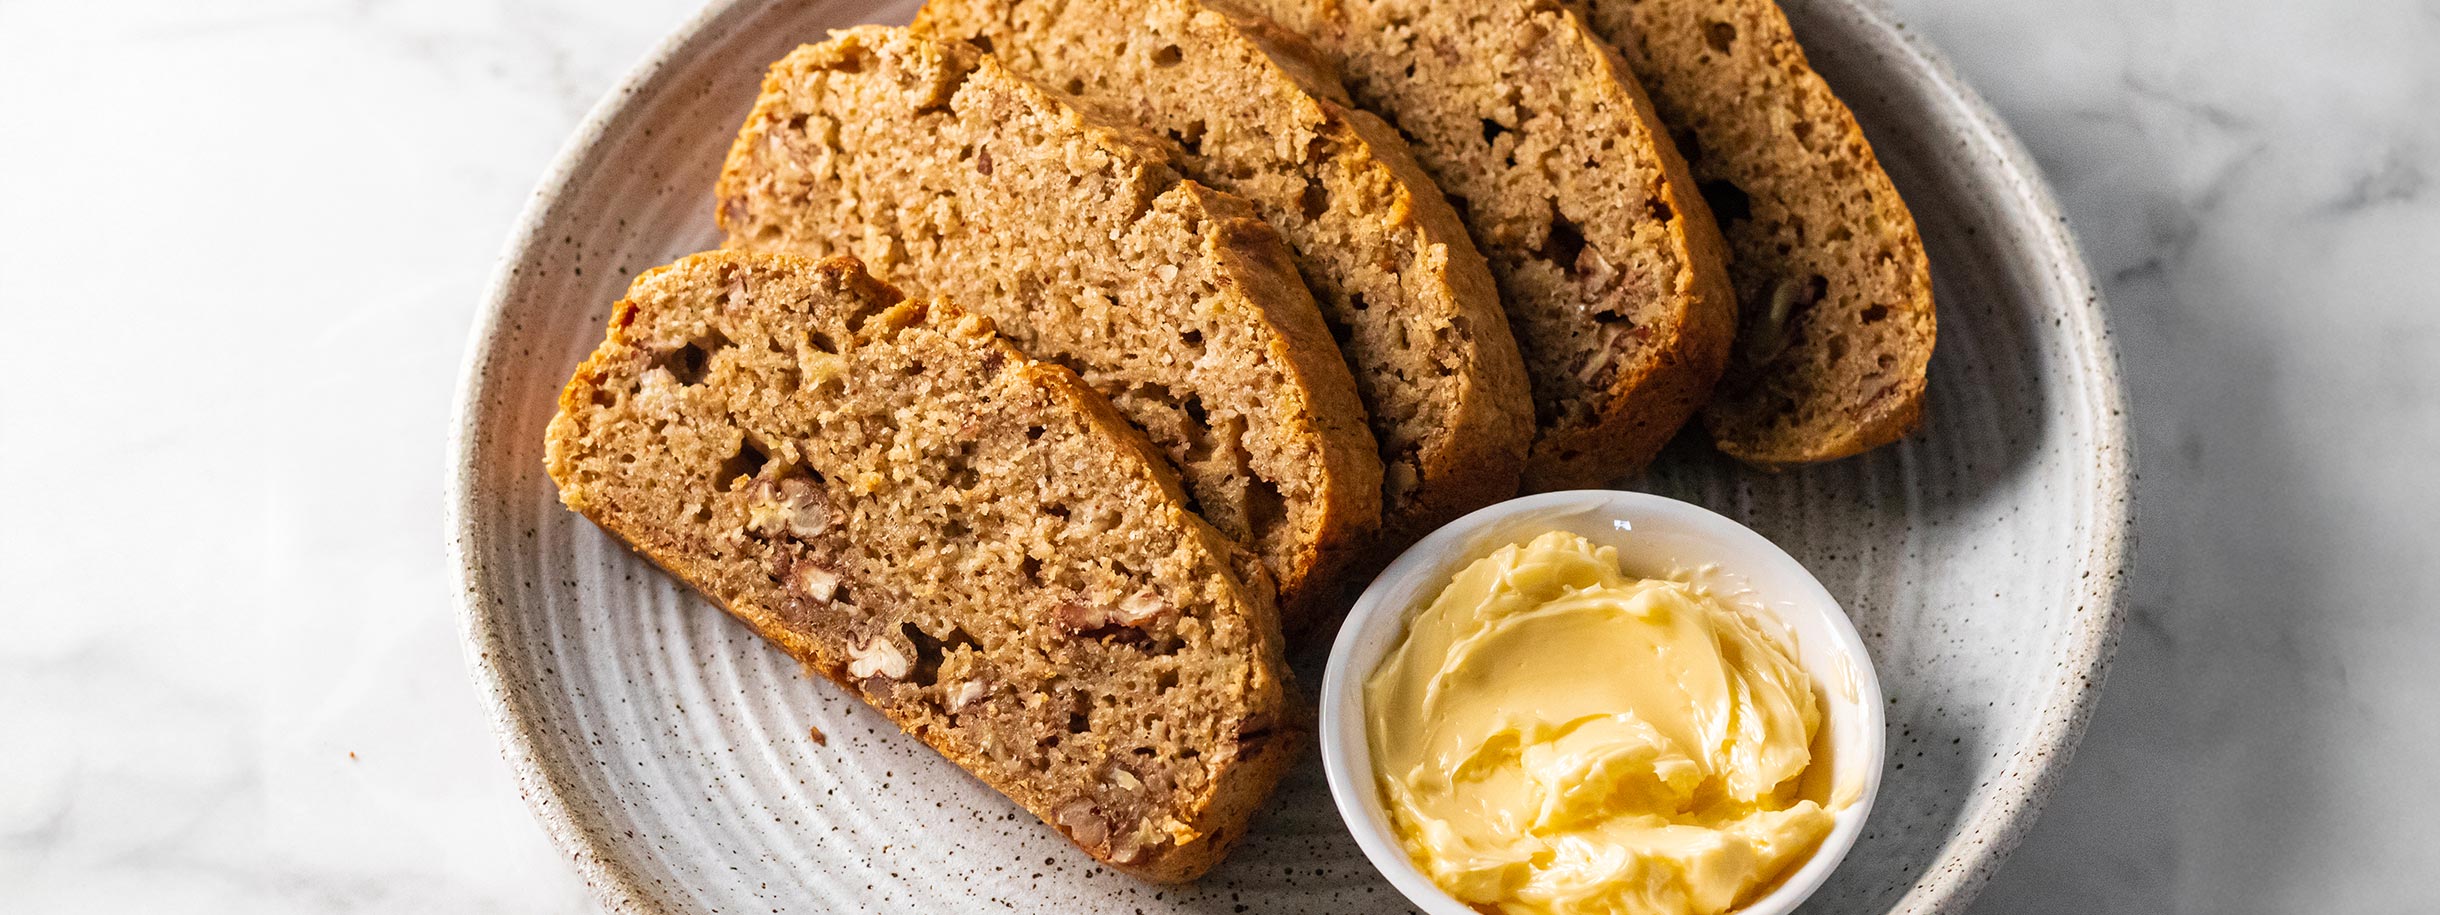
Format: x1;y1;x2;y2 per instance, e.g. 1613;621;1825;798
966;34;994;54
1177;399;1223;488
1167;120;1206;156
1480;117;1509;147
903;623;976;688
1300;181;1329;220
843;304;879;335
1538;214;1586;269
1151;44;1183;67
1243;476;1286;540
1349;292;1370;311
1705;21;1738;53
1648;193;1675;224
1066;691;1093;733
1861;304;1889;324
945;446;981;490
1700;179;1752;225
903;622;946;687
659;334;722;385
715;437;768;491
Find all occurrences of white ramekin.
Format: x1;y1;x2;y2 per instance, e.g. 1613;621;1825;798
1317;490;1888;915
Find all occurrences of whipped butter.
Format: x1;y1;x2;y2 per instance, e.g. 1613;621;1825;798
1366;531;1839;915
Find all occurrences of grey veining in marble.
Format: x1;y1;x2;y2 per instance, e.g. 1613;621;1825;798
1;0;2434;911
1903;2;2440;913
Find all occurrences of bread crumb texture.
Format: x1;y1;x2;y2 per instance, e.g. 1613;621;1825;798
1586;0;1936;465
916;0;1533;540
718;25;1380;621
544;251;1299;882
1231;0;1737;488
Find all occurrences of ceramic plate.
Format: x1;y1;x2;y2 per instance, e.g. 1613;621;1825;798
448;0;2133;911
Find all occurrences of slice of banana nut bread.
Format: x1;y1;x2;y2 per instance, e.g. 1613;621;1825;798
1582;0;1936;466
1230;0;1737;490
915;0;1534;543
718;26;1380;624
545;251;1299;883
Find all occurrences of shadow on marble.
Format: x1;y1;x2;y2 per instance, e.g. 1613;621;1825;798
1968;60;2335;915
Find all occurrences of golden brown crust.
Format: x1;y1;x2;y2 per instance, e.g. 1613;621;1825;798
1583;0;1935;466
1195;185;1386;621
715;26;1381;625
1231;0;1737;490
1513;23;1737;490
914;0;1531;550
1329;105;1537;530
546;251;1298;882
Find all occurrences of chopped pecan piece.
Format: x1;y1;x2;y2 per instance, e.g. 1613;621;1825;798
787;560;839;602
746;475;832;539
1055;798;1111;850
846;636;909;680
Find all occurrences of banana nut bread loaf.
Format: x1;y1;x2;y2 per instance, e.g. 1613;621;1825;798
915;0;1534;543
544;251;1299;882
717;26;1380;624
1582;0;1936;466
1230;0;1737;490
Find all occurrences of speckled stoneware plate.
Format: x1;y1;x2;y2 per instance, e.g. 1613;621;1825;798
447;0;2133;911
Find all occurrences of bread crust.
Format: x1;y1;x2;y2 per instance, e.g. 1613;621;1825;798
716;27;1381;623
546;252;1300;882
1583;0;1936;466
1231;0;1737;490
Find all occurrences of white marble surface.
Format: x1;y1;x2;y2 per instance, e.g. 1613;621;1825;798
1;0;2433;911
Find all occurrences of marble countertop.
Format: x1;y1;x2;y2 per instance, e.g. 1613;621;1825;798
3;0;2433;910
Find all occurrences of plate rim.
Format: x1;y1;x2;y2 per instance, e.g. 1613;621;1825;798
1788;2;2136;910
443;0;2135;912
444;1;772;910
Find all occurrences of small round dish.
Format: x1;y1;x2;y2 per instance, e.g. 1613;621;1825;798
1319;489;1888;915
